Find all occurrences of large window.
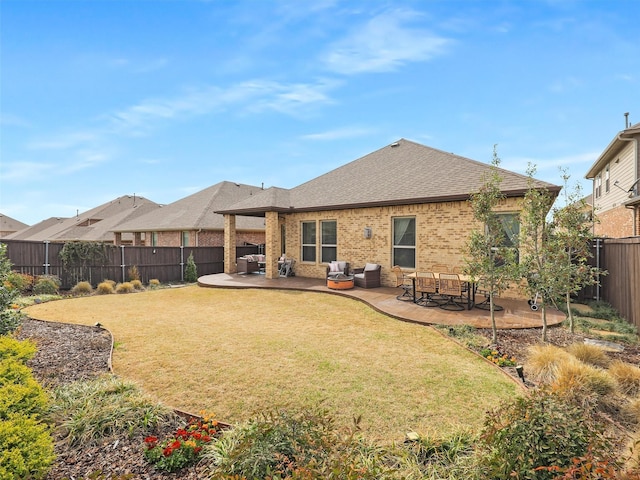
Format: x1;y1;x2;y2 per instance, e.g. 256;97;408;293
392;217;415;268
321;220;337;263
301;221;316;262
495;213;520;263
595;174;602;199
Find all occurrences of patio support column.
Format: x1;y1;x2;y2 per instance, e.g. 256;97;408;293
224;214;237;274
265;211;280;279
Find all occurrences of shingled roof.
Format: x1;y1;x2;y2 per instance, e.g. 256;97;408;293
113;181;266;232
218;138;560;216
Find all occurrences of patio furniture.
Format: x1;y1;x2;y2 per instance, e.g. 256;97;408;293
431;264;450;274
415;272;441;307
279;258;296;277
327;273;355;290
353;263;381;288
475;280;504;311
237;255;261;274
326;261;350;278
438;273;466;311
392;265;413;301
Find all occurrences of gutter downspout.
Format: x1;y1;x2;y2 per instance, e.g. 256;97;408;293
617;132;639;235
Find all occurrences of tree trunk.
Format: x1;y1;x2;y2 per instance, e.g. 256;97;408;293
565;291;574;333
490;292;497;344
541;303;548;342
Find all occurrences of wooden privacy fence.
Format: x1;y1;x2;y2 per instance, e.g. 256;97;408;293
1;239;258;290
598;237;640;329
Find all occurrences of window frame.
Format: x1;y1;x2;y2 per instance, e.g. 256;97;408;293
320;220;337;264
301;221;316;262
392;216;416;269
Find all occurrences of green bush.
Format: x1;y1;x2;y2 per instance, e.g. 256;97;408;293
96;281;114;295
0;337;36;362
205;409;390;479
0;413;55;480
478;390;618;479
5;271;34;293
33;275;60;295
184;253;198;283
116;282;134;294
0;359;49;419
71;281;93;295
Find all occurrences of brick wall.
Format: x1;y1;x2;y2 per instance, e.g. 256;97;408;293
594;205;635;238
141;229;264;247
281;197;521;288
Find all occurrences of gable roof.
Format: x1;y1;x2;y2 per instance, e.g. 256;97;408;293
113;181;266;232
0;214;29;238
218;138;560;216
586;122;640;179
7;195;160;242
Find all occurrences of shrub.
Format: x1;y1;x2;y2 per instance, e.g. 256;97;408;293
399;431;477;478
566;342;611;368
1;246;23;335
46;375;176;447
130;279;144;291
127;265;140;282
96;281;114;295
479;390;618;480
0;413;55;480
33;275;60;295
609;360;640;397
0;359;49;419
553;358;617;399
184;253;198;283
0;337;36;362
621;397;640;425
204;409;390;479
71;281;93;295
116;282;134;294
5;271;34;293
148;279;161;289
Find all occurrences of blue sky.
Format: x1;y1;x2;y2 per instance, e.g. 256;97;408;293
2;0;639;226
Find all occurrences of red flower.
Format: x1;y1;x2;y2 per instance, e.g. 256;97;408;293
170;440;182;450
176;429;188;439
163;446;173;457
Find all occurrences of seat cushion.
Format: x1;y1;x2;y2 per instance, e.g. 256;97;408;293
364;263;379;271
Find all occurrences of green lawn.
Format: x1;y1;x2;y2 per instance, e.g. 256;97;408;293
24;286;520;442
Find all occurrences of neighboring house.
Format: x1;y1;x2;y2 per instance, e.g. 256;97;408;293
5;195;160;244
586;121;640;237
217;138;560;289
0;214;29;238
112;181;266;247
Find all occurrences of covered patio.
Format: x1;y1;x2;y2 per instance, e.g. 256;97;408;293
198;273;565;329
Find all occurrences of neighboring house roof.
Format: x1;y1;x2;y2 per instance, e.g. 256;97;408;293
113;181;266;232
586;122;640;179
218;138;560;216
0;214;29;238
7;195;160;242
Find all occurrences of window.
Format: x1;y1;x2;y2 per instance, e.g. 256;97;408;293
392;217;415;268
151;232;158;247
321;220;337;263
605;165;610;193
181;231;190;247
595;174;602;199
495;213;520;263
301;221;316;262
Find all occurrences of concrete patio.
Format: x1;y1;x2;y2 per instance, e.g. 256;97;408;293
198;272;565;329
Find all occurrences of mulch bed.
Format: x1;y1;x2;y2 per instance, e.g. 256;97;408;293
14;317;640;479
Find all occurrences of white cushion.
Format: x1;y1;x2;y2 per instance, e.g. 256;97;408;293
329;262;341;273
337;261;347;271
364;263;378;271
354;273;365;279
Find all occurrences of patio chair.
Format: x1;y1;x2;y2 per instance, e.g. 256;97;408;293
326;261;350;278
353;263;381;288
392;265;413;301
438;273;465;311
431;264;450;274
475;280;504;311
415;272;440;307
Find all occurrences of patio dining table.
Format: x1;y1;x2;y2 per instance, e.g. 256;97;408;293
407;272;476;310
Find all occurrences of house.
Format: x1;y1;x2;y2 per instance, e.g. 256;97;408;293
217;138;560;288
112;181;266;247
0;214;29;238
585;120;640;237
5;195;160;244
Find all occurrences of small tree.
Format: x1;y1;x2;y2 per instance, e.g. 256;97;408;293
519;164;563;342
552;169;604;333
465;147;520;344
184;252;198;283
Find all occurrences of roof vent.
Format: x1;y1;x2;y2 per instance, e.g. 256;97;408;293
390;142;399;147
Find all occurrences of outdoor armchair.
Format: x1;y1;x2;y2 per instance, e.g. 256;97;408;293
353;263;381;288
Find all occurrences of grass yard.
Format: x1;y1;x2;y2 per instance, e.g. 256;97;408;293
24;286;519;442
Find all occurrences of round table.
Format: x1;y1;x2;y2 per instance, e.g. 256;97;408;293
327;274;355;290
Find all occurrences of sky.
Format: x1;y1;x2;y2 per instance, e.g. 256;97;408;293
1;0;639;226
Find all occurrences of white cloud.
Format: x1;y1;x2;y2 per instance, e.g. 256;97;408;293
301;126;375;140
322;9;451;75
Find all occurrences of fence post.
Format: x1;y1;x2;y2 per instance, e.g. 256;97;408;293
180;246;184;282
120;245;126;283
43;241;50;275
